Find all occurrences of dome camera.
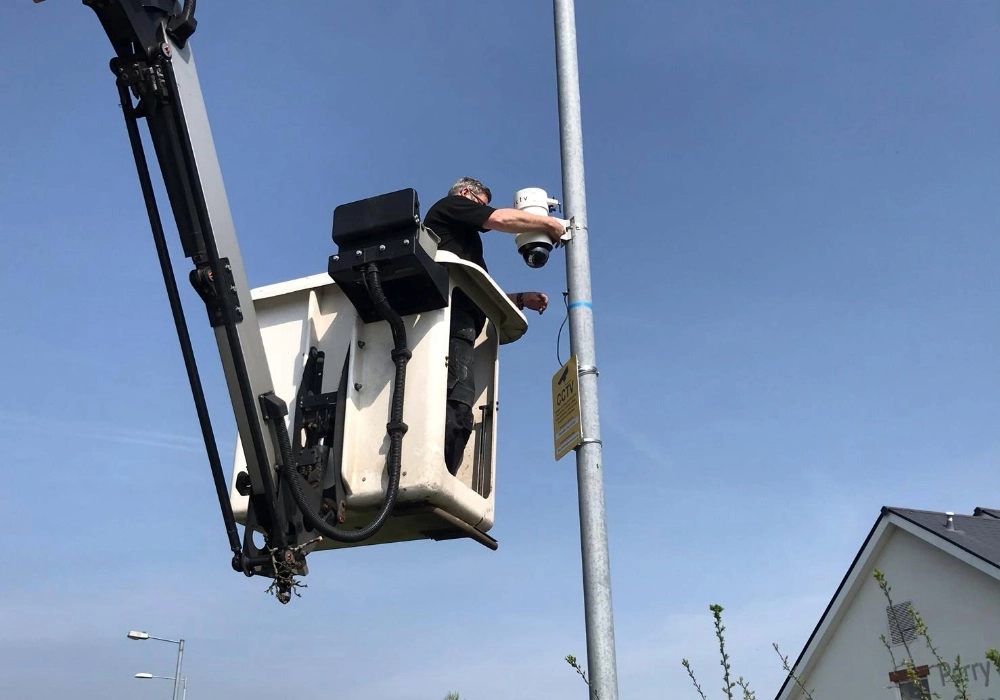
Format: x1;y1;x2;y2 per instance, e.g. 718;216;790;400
519;239;552;268
513;187;562;269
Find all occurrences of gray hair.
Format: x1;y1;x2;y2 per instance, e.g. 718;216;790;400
448;177;492;203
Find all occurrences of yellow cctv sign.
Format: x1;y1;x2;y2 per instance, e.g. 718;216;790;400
552;354;583;461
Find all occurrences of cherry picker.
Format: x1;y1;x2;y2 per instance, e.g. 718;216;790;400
38;0;563;603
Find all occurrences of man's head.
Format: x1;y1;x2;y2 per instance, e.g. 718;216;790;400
449;177;492;206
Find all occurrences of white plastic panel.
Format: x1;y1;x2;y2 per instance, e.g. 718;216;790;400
229;258;522;551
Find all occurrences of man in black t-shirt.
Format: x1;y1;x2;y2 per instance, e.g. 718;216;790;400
423;177;566;476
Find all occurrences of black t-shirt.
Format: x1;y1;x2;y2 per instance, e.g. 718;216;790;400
423;195;496;271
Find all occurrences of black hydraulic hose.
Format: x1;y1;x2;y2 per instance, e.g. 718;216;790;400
168;0;197;46
169;0;195;27
278;264;410;543
113;72;242;562
179;0;196;22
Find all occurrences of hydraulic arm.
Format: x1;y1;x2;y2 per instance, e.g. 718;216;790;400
78;0;319;600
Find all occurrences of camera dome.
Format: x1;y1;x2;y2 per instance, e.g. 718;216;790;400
519;240;552;268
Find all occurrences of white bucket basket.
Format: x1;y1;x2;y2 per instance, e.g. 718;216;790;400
229;252;527;551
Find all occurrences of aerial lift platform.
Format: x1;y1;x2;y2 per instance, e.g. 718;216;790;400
35;0;564;602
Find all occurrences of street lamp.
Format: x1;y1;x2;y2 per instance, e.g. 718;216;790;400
135;672;188;700
127;630;185;700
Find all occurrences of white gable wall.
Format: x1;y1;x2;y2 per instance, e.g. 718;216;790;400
786;525;1000;700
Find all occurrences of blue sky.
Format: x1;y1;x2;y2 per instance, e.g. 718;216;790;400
2;1;998;698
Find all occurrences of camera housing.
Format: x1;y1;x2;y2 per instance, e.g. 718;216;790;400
513;187;561;269
517;234;553;269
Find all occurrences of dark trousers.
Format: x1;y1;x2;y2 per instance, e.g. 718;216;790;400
444;291;484;476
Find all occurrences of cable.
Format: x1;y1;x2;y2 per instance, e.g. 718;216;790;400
556;290;570;366
278;263;410;543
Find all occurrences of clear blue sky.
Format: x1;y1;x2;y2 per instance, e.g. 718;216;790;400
2;1;998;699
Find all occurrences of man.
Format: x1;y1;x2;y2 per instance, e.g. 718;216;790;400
423;177;566;476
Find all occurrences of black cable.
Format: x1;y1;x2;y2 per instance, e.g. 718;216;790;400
279;264;410;543
556;290;570;366
114;70;242;563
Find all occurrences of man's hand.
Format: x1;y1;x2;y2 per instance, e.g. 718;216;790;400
546;218;568;243
511;291;549;314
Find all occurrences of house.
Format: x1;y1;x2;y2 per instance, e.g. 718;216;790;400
774;506;1000;700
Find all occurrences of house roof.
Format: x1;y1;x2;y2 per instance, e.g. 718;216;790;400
773;506;1000;700
886;507;1000;568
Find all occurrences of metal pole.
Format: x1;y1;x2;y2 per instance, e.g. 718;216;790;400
182;677;188;700
552;2;620;700
173;640;185;700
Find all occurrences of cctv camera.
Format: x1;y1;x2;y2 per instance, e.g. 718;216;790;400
513;187;560;269
516;234;553;268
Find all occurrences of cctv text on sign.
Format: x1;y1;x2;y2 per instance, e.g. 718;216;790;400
552;354;583;460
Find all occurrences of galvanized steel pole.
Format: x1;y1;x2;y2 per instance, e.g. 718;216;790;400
553;2;620;700
172;639;185;700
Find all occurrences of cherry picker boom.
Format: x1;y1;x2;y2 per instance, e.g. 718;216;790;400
45;0;545;603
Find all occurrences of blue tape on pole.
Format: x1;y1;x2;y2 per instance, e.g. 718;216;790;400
568;301;593;310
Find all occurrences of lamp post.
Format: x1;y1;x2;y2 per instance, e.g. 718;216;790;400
551;1;620;700
135;673;188;700
128;630;185;700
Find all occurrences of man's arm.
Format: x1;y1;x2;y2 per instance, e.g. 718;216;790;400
508;291;549;314
485;208;566;242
